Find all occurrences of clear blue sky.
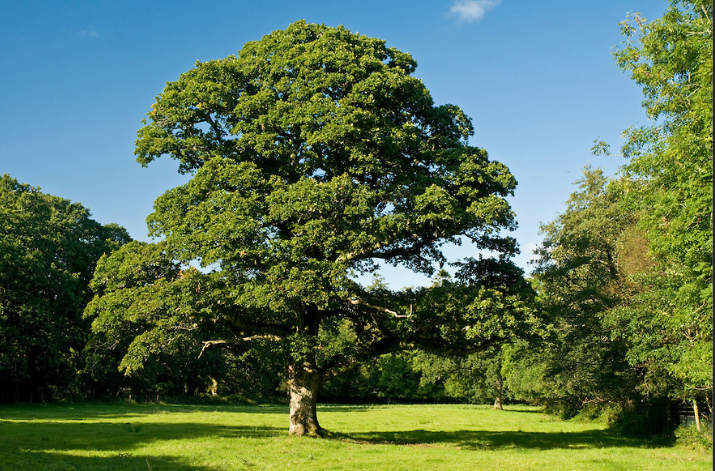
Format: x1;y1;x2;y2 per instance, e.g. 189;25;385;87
0;0;669;288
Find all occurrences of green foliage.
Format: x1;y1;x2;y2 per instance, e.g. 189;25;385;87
416;347;512;405
516;0;713;433
0;174;130;401
322;352;436;402
510;164;710;431
675;422;713;451
86;20;534;431
82;241;285;400
609;0;713;405
508;168;639;409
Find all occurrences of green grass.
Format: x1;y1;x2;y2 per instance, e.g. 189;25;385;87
0;402;710;470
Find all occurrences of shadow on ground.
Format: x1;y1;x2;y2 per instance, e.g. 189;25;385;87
6;450;217;471
328;428;665;451
0;402;288;420
0;421;284;471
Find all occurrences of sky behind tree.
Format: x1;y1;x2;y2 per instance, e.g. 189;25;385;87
0;0;669;288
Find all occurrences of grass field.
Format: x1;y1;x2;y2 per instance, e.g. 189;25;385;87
0;402;710;471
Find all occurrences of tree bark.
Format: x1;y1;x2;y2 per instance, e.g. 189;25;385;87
287;362;322;436
692;398;701;432
493;395;503;410
493;360;504;410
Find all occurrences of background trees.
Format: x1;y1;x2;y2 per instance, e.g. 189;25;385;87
502;168;645;418
610;0;712;425
0;174;130;402
510;0;712;433
604;0;712;427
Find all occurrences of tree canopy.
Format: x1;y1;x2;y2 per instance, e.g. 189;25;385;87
0;174;130;402
609;0;712;416
85;20;535;435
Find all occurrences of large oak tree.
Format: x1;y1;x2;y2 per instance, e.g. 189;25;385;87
86;21;535;435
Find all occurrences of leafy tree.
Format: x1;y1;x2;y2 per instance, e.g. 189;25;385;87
611;0;712;270
595;0;712;428
0;174;130;402
416;346;512;407
504;168;641;417
514;164;710;434
86;21;536;435
434;255;535;409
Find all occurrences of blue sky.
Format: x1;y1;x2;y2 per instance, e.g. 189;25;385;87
1;0;669;288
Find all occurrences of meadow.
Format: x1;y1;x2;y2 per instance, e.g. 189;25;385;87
0;402;710;471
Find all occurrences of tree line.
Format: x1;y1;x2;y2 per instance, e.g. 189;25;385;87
0;0;710;438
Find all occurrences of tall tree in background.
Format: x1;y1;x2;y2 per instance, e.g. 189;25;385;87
86;21;536;436
522;0;715;429
606;0;713;426
612;0;712;269
504;168;642;418
0;175;130;402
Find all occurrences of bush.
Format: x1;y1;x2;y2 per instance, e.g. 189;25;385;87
675;422;713;451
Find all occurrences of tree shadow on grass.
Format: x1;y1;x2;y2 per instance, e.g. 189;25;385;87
500;408;544;414
0;420;285;470
0;402;288;420
0;420;285;449
5;449;218;471
329;428;659;451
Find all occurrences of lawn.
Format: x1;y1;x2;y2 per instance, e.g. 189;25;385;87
0;402;710;471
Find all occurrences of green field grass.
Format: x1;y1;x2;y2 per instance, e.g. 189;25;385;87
0;402;710;471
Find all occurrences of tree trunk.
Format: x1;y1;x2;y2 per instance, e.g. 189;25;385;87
493;363;504;410
705;394;712;417
692;398;701;432
287;362;322;436
493;395;503;410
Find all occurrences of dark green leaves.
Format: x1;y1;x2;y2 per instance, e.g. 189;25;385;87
0;174;130;400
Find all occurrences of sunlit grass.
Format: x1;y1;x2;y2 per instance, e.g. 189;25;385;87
0;402;710;470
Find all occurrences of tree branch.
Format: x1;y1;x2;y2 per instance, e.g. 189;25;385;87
198;334;281;357
346;297;412;318
336;235;437;264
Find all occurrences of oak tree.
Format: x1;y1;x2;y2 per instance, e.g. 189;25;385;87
87;21;533;435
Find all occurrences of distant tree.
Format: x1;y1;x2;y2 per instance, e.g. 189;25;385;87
439;255;535;409
416;346;512;407
86;21;537;435
0;174;130;402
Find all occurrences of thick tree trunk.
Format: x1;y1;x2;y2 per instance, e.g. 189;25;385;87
287;362;322;436
493;395;503;410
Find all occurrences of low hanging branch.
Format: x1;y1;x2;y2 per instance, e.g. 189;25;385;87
198;334;282;358
346;298;413;318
